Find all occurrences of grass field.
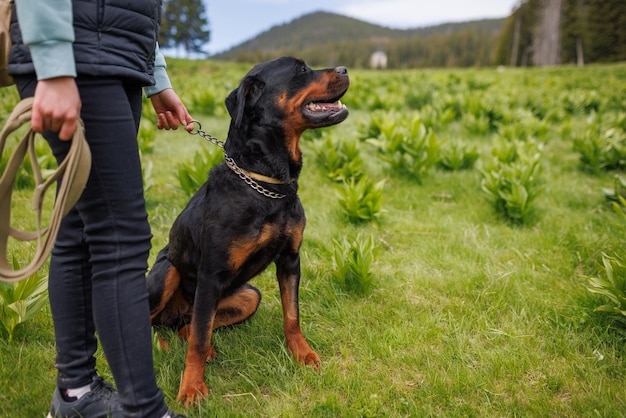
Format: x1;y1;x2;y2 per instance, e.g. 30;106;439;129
1;60;625;417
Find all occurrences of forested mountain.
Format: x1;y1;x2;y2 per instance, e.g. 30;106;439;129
206;3;625;69
211;12;504;69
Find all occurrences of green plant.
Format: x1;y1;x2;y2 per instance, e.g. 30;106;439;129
462;112;491;135
310;134;364;182
0;264;48;342
496;110;549;143
602;175;626;204
358;111;398;141
173;148;223;197
368;116;441;181
437;140;479;171
600;128;626;170
336;176;385;224
331;234;376;295
587;253;626;326
189;89;218;116
138;118;157;154
142;158;154;194
480;151;544;224
573;122;626;173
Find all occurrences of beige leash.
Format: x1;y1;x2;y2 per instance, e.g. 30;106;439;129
0;97;91;281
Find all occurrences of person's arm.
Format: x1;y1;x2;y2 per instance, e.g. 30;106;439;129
144;44;171;97
14;0;76;80
14;0;80;140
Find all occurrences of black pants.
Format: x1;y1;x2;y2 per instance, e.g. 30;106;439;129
16;76;168;418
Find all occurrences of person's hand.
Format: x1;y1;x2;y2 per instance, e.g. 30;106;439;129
150;88;193;131
32;77;81;141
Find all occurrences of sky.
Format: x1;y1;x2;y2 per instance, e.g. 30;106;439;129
204;0;521;54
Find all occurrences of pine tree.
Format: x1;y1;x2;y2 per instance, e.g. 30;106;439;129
585;0;626;62
160;0;210;57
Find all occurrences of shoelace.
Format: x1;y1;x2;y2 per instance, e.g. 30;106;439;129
90;377;117;401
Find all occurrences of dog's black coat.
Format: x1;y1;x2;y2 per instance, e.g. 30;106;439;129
146;57;349;405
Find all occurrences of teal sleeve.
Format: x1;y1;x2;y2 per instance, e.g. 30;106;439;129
14;0;76;79
144;44;172;97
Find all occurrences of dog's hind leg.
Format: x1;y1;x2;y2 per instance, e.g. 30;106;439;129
146;245;179;316
213;284;262;329
148;264;181;322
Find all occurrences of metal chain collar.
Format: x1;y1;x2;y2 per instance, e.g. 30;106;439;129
188;120;286;199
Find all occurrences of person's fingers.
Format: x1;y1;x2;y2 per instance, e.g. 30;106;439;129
30;107;43;133
176;105;190;123
165;111;179;129
58;119;77;141
157;113;166;130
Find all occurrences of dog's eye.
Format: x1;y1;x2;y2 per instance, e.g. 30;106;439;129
300;65;308;73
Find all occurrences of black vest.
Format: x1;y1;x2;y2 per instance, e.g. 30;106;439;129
9;0;162;86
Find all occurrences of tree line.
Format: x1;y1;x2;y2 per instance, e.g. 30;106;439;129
496;0;626;67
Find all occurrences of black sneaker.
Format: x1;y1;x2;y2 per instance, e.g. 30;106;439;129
165;411;187;418
47;375;123;418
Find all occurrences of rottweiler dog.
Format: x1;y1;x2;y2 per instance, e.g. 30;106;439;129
146;56;350;406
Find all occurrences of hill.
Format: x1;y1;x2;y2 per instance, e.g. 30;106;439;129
212;11;505;68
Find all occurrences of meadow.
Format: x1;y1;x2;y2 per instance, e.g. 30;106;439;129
0;59;625;417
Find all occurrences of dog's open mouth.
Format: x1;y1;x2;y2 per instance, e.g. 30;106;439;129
303;97;349;126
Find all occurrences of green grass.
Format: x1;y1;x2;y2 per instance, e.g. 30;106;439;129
1;61;626;417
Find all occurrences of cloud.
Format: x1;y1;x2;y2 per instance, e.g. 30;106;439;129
337;0;518;28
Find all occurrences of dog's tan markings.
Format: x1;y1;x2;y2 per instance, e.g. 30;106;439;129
150;266;181;320
228;223;279;272
214;286;261;328
279;278;321;369
276;92;303;162
287;221;305;253
177;316;215;406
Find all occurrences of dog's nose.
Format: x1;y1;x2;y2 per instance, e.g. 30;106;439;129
335;66;348;75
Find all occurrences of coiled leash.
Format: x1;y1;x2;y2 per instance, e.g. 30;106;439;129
0;98;91;282
188;120;287;199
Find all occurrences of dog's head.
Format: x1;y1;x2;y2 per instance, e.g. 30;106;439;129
225;57;349;161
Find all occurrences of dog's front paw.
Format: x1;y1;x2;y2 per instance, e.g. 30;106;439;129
300;350;321;370
176;381;209;407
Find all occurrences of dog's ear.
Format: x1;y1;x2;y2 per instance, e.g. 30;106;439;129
225;76;266;129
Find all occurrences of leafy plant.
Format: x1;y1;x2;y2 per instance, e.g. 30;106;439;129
0;264;48;342
573;122;626;173
602;175;626;204
173;148;223;197
358;111;398;142
496;110;549;143
310;134;364;182
142;158;154;194
587;253;626;326
138;118;157;155
331;235;377;295
437;140;479;171
600;128;626;170
189;90;218;116
462;112;491;136
480;151;544;224
336;176;385;224
367;115;441;181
